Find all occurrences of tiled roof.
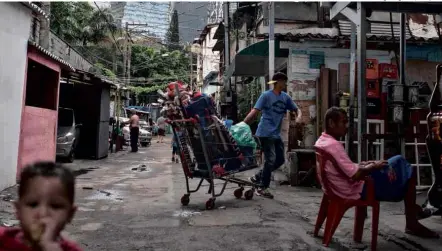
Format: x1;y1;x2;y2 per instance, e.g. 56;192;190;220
21;2;50;20
28;40;75;71
255;13;441;43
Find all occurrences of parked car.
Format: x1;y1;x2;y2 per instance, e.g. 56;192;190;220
122;123;152;147
138;120;153;146
56;108;81;163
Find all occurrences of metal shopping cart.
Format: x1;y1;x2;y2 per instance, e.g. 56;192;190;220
167;114;262;210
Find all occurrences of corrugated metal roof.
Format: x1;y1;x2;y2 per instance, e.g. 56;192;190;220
339;20;414;39
339;13;442;42
28;40;75;71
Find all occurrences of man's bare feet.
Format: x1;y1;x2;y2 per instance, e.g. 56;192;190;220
405;222;439;238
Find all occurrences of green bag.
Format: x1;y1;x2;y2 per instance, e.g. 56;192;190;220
229;122;257;148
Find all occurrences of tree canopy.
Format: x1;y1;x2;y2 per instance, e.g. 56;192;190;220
49;2;190;102
165;10;181;51
50;2;116;46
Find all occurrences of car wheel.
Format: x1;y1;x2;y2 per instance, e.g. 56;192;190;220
141;142;148;147
66;147;75;163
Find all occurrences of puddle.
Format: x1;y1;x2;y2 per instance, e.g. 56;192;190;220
173;210;202;218
130;164;152;173
73;166;100;177
85;189;124;201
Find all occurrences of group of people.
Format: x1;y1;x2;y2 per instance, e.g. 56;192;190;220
244;72;438;238
0;72;438;251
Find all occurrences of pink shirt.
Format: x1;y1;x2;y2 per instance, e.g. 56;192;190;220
314;132;364;200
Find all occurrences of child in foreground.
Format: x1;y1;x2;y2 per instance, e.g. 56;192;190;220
0;162;81;251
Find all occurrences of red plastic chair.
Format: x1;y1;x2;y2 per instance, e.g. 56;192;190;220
314;147;380;250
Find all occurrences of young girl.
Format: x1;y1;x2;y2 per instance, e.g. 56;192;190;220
0;162;81;251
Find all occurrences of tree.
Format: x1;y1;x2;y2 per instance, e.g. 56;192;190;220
166;10;181;51
50;2;116;46
130;45;190;83
91;63;116;79
127;45;190;103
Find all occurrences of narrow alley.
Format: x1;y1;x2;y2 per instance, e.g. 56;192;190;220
1;137;442;251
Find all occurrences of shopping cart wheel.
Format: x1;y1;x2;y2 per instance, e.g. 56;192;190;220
244;189;254;200
181;194;190;206
205;198;215;210
234;187;244;199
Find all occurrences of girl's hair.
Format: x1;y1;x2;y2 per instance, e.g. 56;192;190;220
19;162;75;204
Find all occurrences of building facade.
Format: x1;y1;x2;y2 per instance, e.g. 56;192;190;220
0;2;33;190
170;2;210;43
111;2;170;40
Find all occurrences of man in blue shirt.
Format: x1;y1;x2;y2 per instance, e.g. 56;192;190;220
243;72;302;199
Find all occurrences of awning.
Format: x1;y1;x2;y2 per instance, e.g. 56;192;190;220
224;39;286;81
213;23;225;40
212;39;224;52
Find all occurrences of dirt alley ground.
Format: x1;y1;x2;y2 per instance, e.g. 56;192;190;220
2;137;442;251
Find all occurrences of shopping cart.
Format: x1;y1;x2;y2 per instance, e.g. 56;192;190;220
167;114;262;210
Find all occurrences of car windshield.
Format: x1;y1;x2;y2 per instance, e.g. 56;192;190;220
58;109;73;127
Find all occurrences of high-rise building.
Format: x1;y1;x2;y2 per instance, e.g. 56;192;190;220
170;2;210;43
110;2;170;40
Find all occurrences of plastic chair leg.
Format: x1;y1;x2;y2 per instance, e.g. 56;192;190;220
371;203;380;251
323;202;347;246
354;206;367;242
314;196;329;237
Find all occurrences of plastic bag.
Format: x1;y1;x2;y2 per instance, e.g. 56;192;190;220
229;122;256;148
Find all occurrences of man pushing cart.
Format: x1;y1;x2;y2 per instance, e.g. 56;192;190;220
163;81;262;209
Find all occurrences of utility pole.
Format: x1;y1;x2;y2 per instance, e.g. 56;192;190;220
125;22;130;86
123;22;128;86
268;2;275;81
223;2;237;122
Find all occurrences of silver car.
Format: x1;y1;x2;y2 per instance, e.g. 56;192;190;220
122;123;152;147
56;108;81;163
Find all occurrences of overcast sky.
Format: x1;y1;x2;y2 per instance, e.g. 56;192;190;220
90;1;110;9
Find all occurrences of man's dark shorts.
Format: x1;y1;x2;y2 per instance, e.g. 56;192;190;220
158;128;165;136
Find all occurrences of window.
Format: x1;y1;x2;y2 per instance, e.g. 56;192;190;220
25;59;59;110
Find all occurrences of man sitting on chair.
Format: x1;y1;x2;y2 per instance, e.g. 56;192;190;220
314;107;438;238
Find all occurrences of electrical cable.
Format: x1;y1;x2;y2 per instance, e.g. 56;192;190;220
94;1;123;55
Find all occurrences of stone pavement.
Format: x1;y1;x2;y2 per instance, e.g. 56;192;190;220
1;139;442;250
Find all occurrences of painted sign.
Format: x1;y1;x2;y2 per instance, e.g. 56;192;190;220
288;75;317;101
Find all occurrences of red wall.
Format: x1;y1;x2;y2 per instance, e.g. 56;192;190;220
17;47;61;177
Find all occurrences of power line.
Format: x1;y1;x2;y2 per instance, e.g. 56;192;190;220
94;1;123;55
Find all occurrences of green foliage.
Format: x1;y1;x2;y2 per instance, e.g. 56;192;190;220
91;63;116;79
127;84;168;95
165;10;181;51
237;80;262;122
130;45;190;83
50;2;116;46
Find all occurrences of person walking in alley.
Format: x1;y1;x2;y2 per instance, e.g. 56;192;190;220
314;107;438;238
243;72;302;199
129;108;140;152
157;114;166;143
